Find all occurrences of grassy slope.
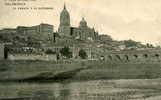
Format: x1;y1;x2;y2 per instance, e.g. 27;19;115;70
0;60;161;81
74;62;161;80
0;60;88;80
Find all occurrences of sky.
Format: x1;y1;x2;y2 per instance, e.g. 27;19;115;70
1;0;161;45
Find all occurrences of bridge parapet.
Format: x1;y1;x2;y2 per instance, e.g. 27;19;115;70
103;49;161;63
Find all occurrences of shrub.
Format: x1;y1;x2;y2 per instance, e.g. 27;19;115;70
79;49;88;59
60;46;72;58
45;49;56;54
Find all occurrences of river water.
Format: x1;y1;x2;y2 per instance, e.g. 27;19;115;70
0;79;161;100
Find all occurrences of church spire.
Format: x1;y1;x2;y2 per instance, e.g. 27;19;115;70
82;17;85;21
59;3;70;26
58;3;71;37
64;3;66;10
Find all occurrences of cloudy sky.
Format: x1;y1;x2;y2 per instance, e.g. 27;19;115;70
1;0;161;45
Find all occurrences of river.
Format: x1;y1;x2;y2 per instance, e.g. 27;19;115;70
0;79;161;100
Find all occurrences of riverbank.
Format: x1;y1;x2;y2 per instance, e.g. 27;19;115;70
0;60;161;82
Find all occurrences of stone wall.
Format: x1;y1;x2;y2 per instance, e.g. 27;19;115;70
8;54;57;61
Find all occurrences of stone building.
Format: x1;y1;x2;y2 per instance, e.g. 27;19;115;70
0;28;17;34
16;23;54;41
71;17;99;40
17;23;53;35
58;4;99;40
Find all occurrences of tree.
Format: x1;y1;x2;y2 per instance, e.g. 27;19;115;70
79;49;88;59
146;43;154;48
60;46;72;58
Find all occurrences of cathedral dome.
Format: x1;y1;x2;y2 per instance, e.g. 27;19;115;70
79;17;87;28
59;4;70;26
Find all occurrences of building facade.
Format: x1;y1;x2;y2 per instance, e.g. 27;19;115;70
17;23;53;35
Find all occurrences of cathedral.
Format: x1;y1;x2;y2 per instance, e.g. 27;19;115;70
58;4;99;41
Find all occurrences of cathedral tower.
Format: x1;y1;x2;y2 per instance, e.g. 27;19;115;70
58;4;71;37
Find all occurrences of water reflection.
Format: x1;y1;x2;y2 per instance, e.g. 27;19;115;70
16;83;72;100
15;82;129;100
0;80;160;100
17;89;130;100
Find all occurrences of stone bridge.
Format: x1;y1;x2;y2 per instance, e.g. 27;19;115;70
103;49;161;63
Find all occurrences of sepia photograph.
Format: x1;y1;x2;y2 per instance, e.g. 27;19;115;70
1;0;161;100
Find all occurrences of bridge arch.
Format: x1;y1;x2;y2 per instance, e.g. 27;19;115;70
143;54;148;58
155;54;160;58
116;55;121;60
108;55;112;61
124;55;129;61
134;54;138;59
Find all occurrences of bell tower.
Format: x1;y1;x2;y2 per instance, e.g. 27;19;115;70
58;4;71;37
